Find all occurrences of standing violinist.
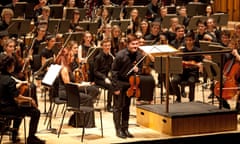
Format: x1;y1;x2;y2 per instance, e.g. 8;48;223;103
111;33;143;138
93;38;114;112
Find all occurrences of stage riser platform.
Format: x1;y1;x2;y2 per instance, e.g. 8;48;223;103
136;102;238;136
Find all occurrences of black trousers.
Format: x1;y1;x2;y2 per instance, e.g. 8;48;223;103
0;105;40;137
113;81;131;130
95;79;114;105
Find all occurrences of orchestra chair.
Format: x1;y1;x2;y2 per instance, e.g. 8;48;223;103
44;78;67;128
58;83;103;142
0;114;26;144
94;85;108;111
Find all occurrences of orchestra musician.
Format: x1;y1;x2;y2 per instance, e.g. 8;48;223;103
171;31;203;102
111;34;143;138
216;39;240;111
55;46;96;128
1;38;39;105
0;53;45;144
93;38;114;112
136;34;155;105
0;8;14;32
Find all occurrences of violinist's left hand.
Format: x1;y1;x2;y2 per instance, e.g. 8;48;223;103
133;66;139;73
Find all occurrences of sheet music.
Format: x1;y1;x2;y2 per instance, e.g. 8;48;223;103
139;45;178;55
42;64;62;86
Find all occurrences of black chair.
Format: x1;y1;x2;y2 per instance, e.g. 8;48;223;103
58;83;103;142
0;114;26;144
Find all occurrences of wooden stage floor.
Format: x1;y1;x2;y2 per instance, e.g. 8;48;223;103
2;74;240;144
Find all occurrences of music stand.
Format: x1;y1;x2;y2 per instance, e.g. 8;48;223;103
40;64;62;134
18;19;31;36
161;14;178;29
186;3;207;17
58;20;70;33
105;6;121;20
63;32;84;44
187;16;207;31
154;56;183;74
124;6;148;19
47;19;60;34
199;40;220;51
110;19;130;33
8;18;24;37
78;21;89;31
88;22;98;34
166;5;176;14
218;14;229;27
49;4;64;19
65;8;86;21
14;2;27;18
25;3;35;19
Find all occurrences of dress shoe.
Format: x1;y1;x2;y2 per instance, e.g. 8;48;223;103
208;93;214;99
181;91;187;98
107;105;113;112
116;129;127;138
123;129;134;138
27;135;45;144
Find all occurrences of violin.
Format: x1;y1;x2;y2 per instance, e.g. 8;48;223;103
74;62;89;83
214;58;240;99
126;74;141;98
142;56;152;75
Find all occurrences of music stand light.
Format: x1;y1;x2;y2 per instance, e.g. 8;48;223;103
49;4;64;19
14;2;27;18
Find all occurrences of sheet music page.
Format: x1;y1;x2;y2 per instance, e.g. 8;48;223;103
139;45;178;55
42;64;62;86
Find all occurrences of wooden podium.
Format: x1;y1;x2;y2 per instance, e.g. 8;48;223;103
137;46;237;136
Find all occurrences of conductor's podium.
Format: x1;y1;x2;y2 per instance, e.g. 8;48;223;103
136;101;237;136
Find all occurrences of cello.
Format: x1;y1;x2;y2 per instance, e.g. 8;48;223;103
214;57;240;99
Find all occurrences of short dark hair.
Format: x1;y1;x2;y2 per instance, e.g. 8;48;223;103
0;54;15;72
126;34;138;44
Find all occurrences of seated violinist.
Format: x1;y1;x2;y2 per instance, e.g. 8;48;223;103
171;32;203;102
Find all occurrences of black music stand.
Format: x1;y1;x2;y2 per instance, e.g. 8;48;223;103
25;3;35;19
63;32;84;44
39;64;62;134
187;16;207;31
47;19;60;34
161;14;178;29
124;6;148;19
78;21;89;31
154;56;183;104
65;8;86;21
88;22;98;34
58;20;70;33
166;5;176;14
110;19;130;33
186;3;207;17
210;13;229;27
199;40;220;51
49;4;64;19
14;2;27;18
8;18;31;37
105;6;121;20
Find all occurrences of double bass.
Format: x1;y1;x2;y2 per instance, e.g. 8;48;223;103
214;57;240;99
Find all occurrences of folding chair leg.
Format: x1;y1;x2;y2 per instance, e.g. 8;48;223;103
99;111;103;137
81;113;86;142
58;110;67;137
23;118;27;144
54;105;59;117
